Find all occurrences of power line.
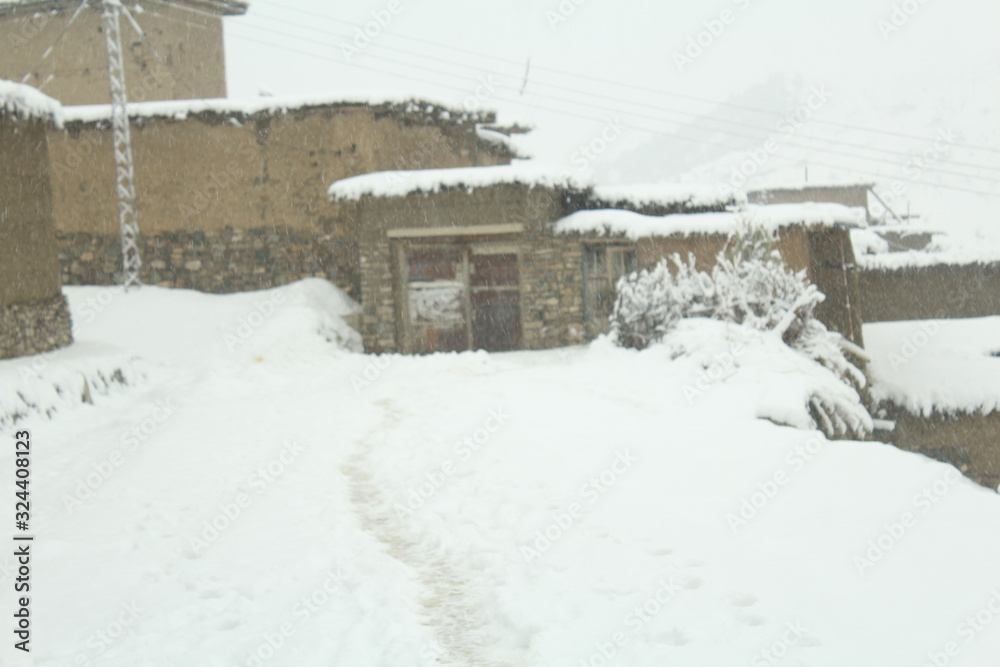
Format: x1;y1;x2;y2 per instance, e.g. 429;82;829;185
222;21;1000;187
221;30;1000;198
245;6;1000;175
246;0;1000;157
126;0;1000;197
164;0;1000;176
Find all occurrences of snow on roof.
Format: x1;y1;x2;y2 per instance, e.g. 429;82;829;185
591;182;743;209
747;181;874;195
554;203;866;239
475;125;523;156
328;163;587;201
0;79;62;125
62;92;495;125
852;229;1000;270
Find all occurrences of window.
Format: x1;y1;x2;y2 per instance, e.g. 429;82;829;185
583;244;637;338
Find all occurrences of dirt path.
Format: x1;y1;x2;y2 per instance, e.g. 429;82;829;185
342;399;510;667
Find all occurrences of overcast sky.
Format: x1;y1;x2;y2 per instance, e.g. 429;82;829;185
213;0;999;238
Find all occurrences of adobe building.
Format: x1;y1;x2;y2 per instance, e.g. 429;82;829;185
748;183;872;213
0;0;246;106
329;166;866;354
51;96;516;296
0;80;73;359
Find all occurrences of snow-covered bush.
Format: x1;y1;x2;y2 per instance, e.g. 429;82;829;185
611;227;872;439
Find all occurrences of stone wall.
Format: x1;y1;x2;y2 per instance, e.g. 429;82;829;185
58;227;358;296
859;263;1000;323
518;231;586;350
0;294;73;360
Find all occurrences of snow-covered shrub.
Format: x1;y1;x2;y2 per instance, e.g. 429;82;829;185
611;227;872;439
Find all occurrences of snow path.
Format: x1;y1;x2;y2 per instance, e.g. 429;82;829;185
343;398;512;667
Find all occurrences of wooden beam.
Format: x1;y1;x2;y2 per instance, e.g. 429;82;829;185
387;224;524;239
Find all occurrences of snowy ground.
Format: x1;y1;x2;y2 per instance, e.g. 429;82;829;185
2;281;1000;666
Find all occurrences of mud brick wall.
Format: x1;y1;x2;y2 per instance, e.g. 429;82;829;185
47;101;512;298
882;405;1000;490
0;294;73;360
58;228;359;297
859;263;1000;323
0;113;75;360
0;1;236;106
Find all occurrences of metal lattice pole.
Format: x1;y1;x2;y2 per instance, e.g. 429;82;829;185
101;0;142;290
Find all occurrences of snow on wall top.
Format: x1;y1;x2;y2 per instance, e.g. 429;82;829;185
855;246;1000;270
0;79;62;125
591;182;743;209
554;203;866;239
865;316;1000;416
62;92;495;125
327;163;588;201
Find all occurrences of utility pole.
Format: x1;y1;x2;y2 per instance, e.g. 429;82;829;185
100;0;142;290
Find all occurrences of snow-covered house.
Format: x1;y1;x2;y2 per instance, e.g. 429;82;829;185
49;95;516;296
0;0;247;106
329;165;867;354
0;80;73;359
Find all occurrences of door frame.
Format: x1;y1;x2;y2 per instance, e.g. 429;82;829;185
393;234;523;354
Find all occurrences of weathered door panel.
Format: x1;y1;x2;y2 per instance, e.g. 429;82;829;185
470;250;520;351
406;248;468;353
